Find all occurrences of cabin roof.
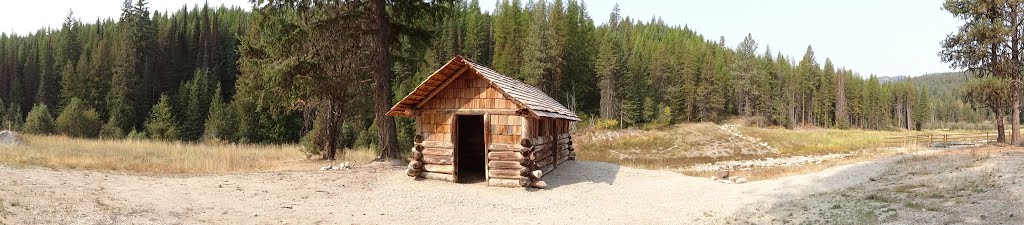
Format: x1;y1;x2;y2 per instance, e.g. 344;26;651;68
387;56;580;121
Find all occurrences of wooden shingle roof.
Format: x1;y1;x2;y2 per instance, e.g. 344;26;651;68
387;56;580;121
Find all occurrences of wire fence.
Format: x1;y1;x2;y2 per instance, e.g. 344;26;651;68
884;131;996;147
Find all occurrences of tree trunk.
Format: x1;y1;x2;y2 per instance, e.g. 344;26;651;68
1011;4;1021;146
370;0;401;160
997;108;1006;143
321;100;340;160
1012;86;1020;145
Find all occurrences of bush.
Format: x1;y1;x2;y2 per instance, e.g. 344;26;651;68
594;118;620;130
22;104;55;134
99;123;125;139
3;103;23;131
126;129;147;140
55;98;102;138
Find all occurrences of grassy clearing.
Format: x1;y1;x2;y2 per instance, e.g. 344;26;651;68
575;122;917;166
574;121;955;180
677;146;926;180
0;135;378;174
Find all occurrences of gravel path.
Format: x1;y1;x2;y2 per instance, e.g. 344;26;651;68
0;147;1015;224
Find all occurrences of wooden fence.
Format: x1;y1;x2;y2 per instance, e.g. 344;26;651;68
884;131;996;147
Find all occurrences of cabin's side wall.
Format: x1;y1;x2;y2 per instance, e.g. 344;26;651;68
519;117;575;184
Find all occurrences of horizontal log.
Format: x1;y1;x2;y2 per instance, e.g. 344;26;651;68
535;155;554;168
557;155;568;166
559;149;570;157
424;164;454;174
528;170;543;179
422;172;455;182
558;133;571;139
420;141;454;149
540;164;554;176
488;151;525;161
489;168;527;179
488;160;526;170
414;145;425;151
488;177;529;187
533;148;554;161
489;144;527;152
422;155;454;165
422;148;454;157
414;134;424;143
520;136;551;148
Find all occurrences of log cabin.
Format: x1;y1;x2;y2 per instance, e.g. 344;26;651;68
387;56;579;188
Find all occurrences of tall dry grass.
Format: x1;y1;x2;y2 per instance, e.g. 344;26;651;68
0;135;378;174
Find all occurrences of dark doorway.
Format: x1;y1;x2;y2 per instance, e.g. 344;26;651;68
455;115;486;183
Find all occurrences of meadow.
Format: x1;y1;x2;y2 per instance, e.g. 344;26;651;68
0;135;378;174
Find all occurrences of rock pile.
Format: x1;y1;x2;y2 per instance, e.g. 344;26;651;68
685;153;855;172
320;162;352;171
0;130;23;146
683;124;780;158
711;168;748;184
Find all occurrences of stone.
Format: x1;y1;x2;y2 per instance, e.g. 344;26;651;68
0;130;23;146
716;168;731;179
735;177;748;184
320;165;334;171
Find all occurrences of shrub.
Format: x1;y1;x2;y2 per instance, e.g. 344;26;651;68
55;98;102;138
99;123;125;139
3;103;23;131
126;129;148;140
22;104;55;134
594;118;620;130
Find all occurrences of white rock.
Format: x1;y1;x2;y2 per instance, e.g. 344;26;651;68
735;178;748;184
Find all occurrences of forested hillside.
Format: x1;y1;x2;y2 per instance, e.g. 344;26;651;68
911;72;991;127
0;0;961;155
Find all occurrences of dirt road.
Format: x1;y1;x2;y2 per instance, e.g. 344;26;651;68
1;147;1021;224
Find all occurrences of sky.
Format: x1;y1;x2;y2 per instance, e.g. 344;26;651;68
478;0;960;77
1;0;958;77
1;0;249;33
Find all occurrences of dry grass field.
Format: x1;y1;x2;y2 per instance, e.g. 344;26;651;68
573;122;973;180
0;135;378;174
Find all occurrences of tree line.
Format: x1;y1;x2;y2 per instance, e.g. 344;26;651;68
1;0;940;160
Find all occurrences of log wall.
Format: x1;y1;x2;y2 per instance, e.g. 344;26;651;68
405;70;575;188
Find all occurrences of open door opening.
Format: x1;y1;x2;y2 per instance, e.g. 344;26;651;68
455;115;486;183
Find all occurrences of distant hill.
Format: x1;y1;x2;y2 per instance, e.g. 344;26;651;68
878;75;909;83
911;72;967;99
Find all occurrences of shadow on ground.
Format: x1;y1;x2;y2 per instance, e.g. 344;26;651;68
536;161;619;190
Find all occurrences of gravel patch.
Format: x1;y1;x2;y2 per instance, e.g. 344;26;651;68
1;147;1019;224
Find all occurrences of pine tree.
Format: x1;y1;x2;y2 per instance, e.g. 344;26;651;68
144;95;178;141
797;45;819;125
58;10;83;108
22;103;55;135
731;33;759;116
175;69;214;141
4;103;23;131
203;84;232;141
816;58;836;127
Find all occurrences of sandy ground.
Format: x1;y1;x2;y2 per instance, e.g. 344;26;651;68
1;147;1022;225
